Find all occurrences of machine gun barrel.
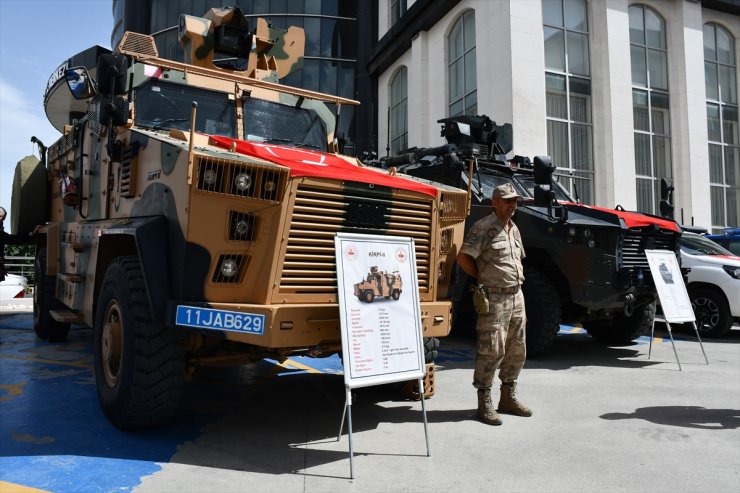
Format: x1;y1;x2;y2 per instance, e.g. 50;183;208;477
382;144;457;167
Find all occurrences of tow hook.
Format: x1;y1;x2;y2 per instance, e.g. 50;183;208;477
624;294;635;317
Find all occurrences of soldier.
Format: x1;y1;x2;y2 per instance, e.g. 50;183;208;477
456;183;532;425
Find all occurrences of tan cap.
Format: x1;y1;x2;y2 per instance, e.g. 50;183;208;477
492;183;520;199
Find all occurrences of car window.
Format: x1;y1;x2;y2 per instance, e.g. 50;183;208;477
727;239;740;256
680;232;734;256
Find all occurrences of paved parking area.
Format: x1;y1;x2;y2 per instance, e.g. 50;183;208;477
1;312;739;493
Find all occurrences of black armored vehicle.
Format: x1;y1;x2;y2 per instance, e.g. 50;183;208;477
383;115;682;355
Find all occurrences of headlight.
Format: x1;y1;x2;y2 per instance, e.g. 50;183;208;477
202;169;218;185
234;173;252;191
722;265;740;279
221;259;239;277
235;220;250;237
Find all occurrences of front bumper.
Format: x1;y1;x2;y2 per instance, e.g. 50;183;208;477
169;300;453;347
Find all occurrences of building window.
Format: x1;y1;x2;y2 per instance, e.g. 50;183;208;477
629;5;670;215
390;67;408;155
448;11;476;117
390;0;407;26
542;0;593;204
705;22;739;231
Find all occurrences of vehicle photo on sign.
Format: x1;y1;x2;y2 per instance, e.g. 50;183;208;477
335;233;425;389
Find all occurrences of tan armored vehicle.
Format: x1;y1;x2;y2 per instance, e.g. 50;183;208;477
354;267;403;302
15;7;468;429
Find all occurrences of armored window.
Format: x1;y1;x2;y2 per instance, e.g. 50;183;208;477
242;98;328;152
134;80;237;138
629;5;671;216
390;66;408;156
704;22;739;232
542;0;593;205
447;10;476;118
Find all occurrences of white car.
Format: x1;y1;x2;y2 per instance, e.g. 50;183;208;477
0;273;28;300
679;232;740;337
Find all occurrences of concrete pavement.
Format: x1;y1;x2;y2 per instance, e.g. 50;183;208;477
1;313;739;492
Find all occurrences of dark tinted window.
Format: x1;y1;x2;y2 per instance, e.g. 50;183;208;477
135;79;236;137
242;98;327;151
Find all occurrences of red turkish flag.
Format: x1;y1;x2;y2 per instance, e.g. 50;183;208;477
209;135;438;197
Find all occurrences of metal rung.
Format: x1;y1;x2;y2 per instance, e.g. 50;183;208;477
50;310;83;323
58;273;84;283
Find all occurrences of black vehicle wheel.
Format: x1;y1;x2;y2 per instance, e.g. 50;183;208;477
690;287;732;337
521;266;561;356
363;290;374;303
424;337;440;364
94;256;185;430
33;248;70;342
391;289;401;300
585;301;656;344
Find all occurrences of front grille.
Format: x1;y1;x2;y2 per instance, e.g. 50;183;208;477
622;228;678;269
195;156;288;202
280;184;434;294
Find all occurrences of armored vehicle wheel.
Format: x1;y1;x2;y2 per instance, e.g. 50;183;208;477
424;337;440;363
521;267;561;356
391;289;401;300
33;248;70;342
585;301;656;343
363;290;374;303
689;287;732;337
94;256;185;429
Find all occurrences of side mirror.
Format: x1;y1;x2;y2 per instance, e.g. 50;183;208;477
65;67;96;100
533;155;555;184
533;156;556;206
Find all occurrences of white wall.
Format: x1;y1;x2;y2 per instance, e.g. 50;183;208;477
374;0;740;227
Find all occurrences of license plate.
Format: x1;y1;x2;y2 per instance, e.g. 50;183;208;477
175;305;265;335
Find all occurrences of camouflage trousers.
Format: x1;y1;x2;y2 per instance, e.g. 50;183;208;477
472;289;526;389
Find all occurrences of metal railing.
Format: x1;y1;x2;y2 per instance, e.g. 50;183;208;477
4;256;34;284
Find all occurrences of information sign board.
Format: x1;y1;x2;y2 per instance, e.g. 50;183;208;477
645;249;695;323
334;233;425;388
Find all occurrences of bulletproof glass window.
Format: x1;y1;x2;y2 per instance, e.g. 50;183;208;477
242;98;328;152
134;80;237;137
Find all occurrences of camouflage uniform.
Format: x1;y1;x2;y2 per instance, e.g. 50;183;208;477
460;213;526;389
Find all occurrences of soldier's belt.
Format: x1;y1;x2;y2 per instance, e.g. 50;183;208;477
487;285;520;294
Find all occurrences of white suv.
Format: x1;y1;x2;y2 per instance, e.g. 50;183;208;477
679;231;740;337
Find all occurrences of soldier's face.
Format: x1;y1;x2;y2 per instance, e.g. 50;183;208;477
493;197;517;221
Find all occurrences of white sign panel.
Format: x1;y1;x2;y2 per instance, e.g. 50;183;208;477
645;249;695;323
335;233;425;388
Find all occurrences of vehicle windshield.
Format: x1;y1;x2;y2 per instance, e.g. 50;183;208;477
134;80;237;137
242;98;328;152
472;171;528;200
680;232;734;256
514;174;576;202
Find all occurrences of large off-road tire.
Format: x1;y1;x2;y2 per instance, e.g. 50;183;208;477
689;287;732;338
33;248;70;342
391;289;401;300
94;256;185;430
424;337;440;364
521;266;561;356
363;290;374;303
585;301;656;344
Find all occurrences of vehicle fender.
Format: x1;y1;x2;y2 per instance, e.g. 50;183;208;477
94;216;169;324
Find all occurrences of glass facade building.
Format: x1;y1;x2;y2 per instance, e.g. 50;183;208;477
111;0;376;155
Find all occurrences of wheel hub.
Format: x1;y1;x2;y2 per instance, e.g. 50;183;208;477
101;301;123;387
692;297;719;330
